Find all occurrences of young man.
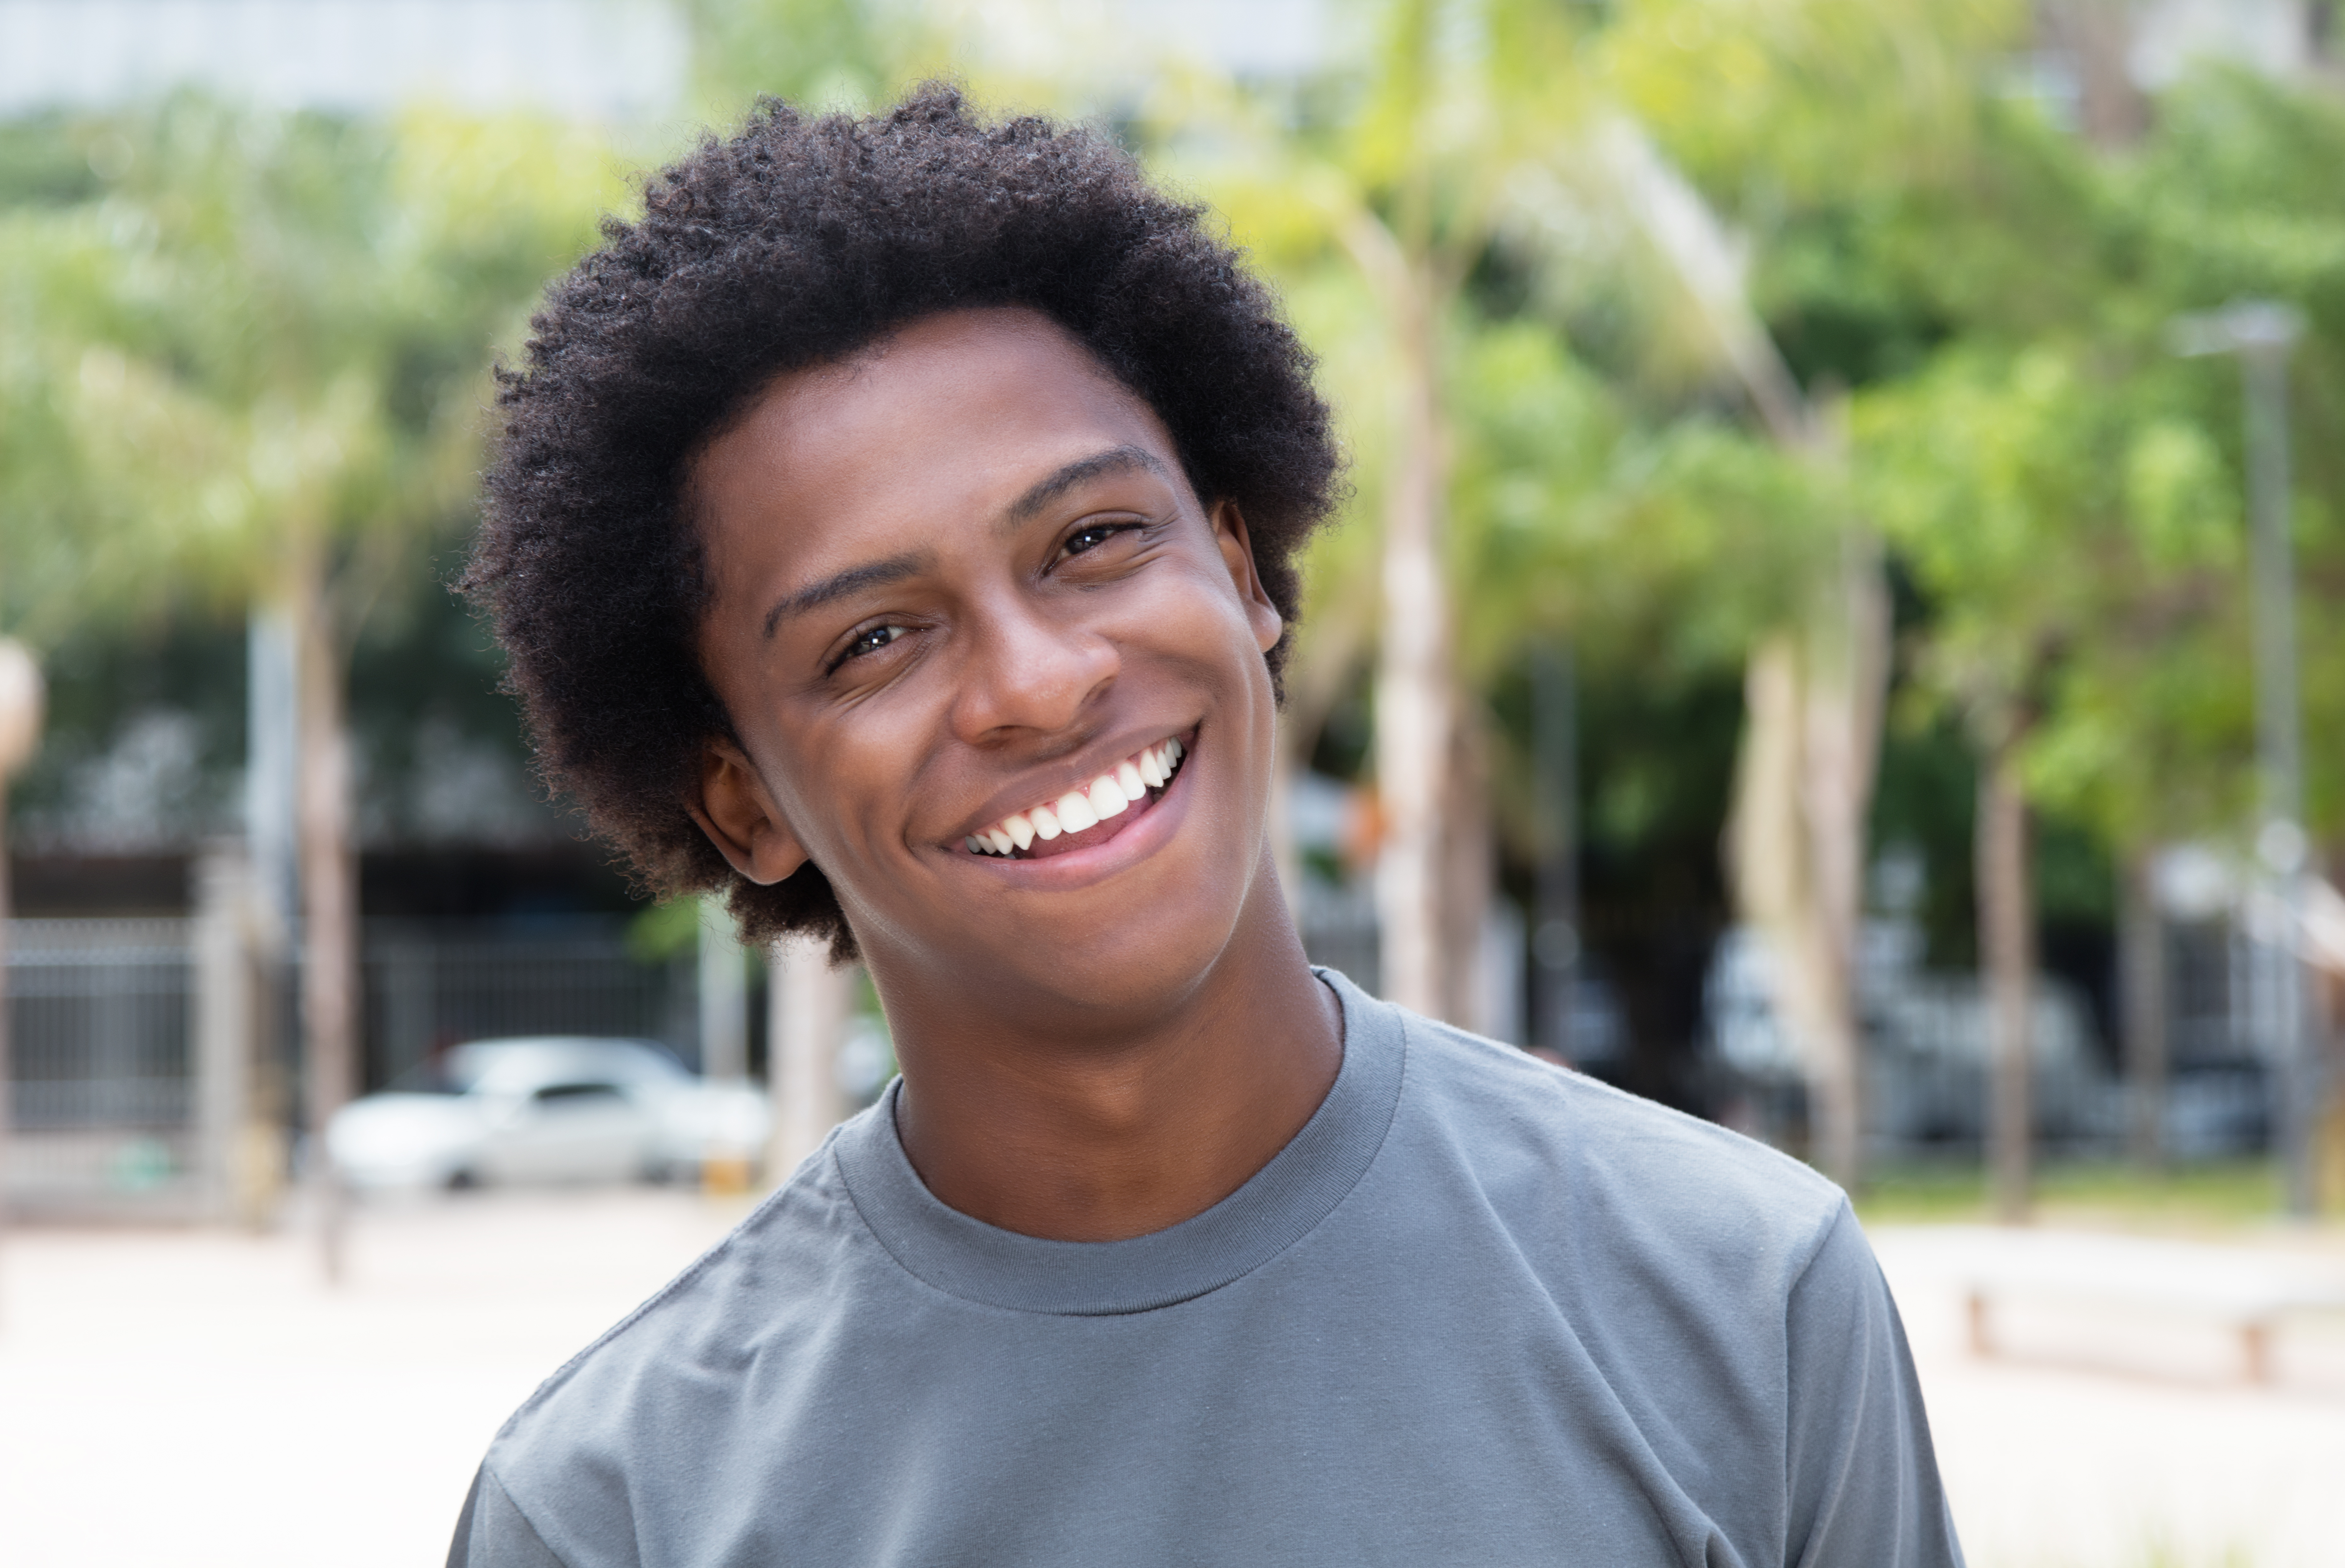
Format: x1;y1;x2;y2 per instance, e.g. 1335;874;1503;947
451;87;1962;1566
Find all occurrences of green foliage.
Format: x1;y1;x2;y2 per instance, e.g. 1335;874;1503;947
1857;1158;2287;1232
1447;316;1832;689
685;0;913;120
1118;0;1844;901
0;98;618;644
1616;1;2345;860
1870;709;1980;963
9;0;2344;987
628;895;710;963
1602;0;2026;210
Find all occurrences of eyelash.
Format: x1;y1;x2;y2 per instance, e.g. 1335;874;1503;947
826;521;1147;675
1057;520;1142;562
830;622;909;672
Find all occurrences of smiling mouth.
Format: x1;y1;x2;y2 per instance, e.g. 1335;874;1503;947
962;735;1188;861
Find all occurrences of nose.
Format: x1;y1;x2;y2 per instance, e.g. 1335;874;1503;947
949;590;1120;744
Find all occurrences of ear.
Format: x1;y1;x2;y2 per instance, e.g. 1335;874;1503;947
1210;500;1285;656
686;737;810;886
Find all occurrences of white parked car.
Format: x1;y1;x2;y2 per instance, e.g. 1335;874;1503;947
326;1036;771;1191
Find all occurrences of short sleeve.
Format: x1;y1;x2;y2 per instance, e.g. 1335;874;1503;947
1783;1202;1965;1568
447;1464;572;1568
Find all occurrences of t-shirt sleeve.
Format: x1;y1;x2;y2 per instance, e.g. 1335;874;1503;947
447;1464;570;1568
1782;1201;1965;1568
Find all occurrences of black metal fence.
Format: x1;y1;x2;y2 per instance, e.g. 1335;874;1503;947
361;919;695;1090
3;916;696;1217
4;920;197;1211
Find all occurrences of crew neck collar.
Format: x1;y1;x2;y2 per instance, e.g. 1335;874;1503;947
831;968;1405;1316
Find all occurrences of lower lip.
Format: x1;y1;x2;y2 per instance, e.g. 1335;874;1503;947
958;741;1195;890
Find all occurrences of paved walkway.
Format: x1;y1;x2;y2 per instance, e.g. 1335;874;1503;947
2;1194;2341;1567
0;1191;748;1568
1873;1224;2345;1568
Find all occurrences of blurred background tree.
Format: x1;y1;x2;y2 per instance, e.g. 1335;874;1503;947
4;0;2342;1212
0;100;615;1231
1106;2;1843;1092
771;0;2345;1187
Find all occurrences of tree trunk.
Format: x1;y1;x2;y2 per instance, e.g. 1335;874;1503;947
769;938;852;1182
698;898;748;1082
1727;641;1864;1188
0;784;12;1255
291;539;358;1280
1437;691;1495;1032
1269;543;1378;931
1531;645;1580;1059
1372;258;1454;1021
1724;539;1887;1195
2046;0;2149;149
0;640;44;1256
1978;741;2034;1223
1795;534;1889;1192
2119;847;2168;1170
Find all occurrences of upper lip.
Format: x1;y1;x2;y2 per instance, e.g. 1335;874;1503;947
947;722;1196;844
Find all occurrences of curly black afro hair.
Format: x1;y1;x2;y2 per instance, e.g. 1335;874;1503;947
463;83;1342;959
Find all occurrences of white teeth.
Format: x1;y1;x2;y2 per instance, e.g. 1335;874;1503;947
968;737;1188;857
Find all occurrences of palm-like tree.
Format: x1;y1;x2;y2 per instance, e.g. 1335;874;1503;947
0;101;611;1254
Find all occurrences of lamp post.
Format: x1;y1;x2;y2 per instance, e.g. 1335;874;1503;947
0;641;45;1284
2173;299;2316;1217
1530;645;1580;1060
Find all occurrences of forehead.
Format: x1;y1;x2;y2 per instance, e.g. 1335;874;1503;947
690;308;1182;557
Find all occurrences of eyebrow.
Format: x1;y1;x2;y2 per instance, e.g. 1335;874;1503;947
758;446;1172;640
761;553;928;640
999;444;1169;533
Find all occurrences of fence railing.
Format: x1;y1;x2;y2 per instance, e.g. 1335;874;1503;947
4;920;199;1214
1709;909;2289;1160
2;912;696;1218
10;920;194;1129
362;919;695;1091
8;893;2299;1216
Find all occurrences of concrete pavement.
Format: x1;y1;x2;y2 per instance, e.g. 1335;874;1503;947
2;1192;2342;1567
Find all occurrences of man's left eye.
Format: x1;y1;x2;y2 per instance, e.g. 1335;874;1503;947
839;623;907;664
1061;523;1134;560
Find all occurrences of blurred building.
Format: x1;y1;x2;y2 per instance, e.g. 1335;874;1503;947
1702;841;2301;1167
0;0;699;1219
2031;0;2332;142
0;0;687;120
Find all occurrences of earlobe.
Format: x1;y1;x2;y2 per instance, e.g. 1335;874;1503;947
1212;501;1285;655
688;739;811;886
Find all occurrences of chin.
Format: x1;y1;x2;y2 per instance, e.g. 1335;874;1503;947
942;846;1268;1019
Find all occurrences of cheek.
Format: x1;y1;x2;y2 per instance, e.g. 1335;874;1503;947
741;698;918;868
1128;556;1270;668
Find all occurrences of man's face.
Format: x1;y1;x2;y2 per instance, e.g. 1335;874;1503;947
690;308;1287;1020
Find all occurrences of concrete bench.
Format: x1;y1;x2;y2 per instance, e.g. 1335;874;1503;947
1944;1227;2345;1383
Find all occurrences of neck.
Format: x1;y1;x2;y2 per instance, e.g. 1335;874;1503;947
878;856;1343;1243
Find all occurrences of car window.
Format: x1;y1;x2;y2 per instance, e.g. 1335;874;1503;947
531;1081;627;1106
384;1038;694;1097
384;1055;474;1095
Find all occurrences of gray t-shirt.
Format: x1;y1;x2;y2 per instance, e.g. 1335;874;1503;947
451;970;1962;1567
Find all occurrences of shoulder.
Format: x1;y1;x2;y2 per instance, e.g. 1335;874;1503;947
1373;995;1851;1297
476;1115;882;1528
